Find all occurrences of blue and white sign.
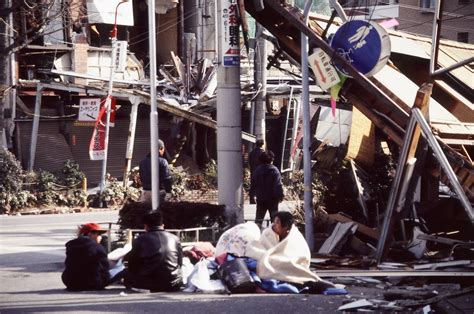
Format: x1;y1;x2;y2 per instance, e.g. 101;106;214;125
330;20;390;77
221;0;240;67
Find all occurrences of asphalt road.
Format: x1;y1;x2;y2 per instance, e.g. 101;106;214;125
0;207;363;313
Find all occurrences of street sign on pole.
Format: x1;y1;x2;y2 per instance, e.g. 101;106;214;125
221;0;240;67
330;20;391;77
78;98;101;122
308;48;341;91
115;41;128;72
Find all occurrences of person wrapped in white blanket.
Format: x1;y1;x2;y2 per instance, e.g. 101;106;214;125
246;211;336;293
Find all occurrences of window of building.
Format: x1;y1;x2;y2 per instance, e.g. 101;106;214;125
457;32;469;43
419;0;435;9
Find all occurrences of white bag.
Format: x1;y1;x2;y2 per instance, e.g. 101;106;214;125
184;258;226;293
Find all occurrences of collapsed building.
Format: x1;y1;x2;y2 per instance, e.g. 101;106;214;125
1;0;473;271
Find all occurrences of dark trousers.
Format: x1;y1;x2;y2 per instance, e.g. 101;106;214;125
255;200;279;227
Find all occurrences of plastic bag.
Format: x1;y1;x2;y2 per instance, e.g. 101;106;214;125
218;258;257;293
184;258;226;293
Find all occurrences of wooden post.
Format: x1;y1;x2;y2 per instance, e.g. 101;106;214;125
406;83;432;162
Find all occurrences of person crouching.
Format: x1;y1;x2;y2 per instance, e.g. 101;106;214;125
62;223;110;291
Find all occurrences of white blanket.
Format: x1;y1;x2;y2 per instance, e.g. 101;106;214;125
246;226;321;285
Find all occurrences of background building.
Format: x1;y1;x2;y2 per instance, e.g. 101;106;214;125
338;0;473;43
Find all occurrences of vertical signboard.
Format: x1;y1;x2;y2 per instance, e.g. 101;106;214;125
115;41;128;72
89;102;107;161
88;96;117;160
221;0;240;67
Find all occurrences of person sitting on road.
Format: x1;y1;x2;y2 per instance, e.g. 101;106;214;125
62;223;113;291
246;211;336;293
124;210;183;292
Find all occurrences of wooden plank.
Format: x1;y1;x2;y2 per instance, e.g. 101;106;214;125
318;222;357;255
407;83;432;160
413;260;471;270
328;213;378;240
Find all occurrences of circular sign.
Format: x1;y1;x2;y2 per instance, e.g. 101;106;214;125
330;20;391;77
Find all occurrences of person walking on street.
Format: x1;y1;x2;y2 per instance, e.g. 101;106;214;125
139;139;172;203
249;150;284;227
248;139;265;204
124;210;183;292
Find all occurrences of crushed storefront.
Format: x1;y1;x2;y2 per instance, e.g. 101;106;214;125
0;0;473;311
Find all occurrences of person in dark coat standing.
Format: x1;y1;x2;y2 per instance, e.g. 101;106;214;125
139;139;173;203
124;210;183;292
62;223;110;291
249;150;284;227
248;139;265;204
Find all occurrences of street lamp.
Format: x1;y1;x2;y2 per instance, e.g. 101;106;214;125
98;0;130;199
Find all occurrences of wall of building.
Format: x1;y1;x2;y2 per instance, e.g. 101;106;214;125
397;0;474;43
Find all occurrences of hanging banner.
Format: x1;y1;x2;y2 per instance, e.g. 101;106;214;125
89;101;107;161
88;96;116;160
221;0;240;67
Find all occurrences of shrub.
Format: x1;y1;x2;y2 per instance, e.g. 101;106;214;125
203;159;218;188
36;170;61;206
0;148;25;213
92;174;141;208
63;159;85;187
170;165;186;199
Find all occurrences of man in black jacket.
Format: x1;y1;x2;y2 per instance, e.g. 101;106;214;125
249;150;284;227
62;223;110;291
248;139;265;204
139;139;173;203
124;211;183;292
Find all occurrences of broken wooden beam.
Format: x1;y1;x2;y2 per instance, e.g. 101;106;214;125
318;222;357;255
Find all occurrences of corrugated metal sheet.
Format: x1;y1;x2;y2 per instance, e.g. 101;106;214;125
69;118;151;185
17;121;74;174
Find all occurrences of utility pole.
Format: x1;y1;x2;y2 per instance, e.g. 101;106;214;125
148;0;160;210
302;0;314;250
0;0;11;148
217;0;244;225
253;23;267;142
99;0;129;197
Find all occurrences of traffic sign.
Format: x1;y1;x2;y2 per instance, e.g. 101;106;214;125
308;48;341;90
330;20;391;77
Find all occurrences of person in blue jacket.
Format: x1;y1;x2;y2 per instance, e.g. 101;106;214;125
249;150;284;227
139;139;172;203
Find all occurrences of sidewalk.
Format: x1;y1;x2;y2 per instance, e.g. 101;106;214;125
243;200;300;222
